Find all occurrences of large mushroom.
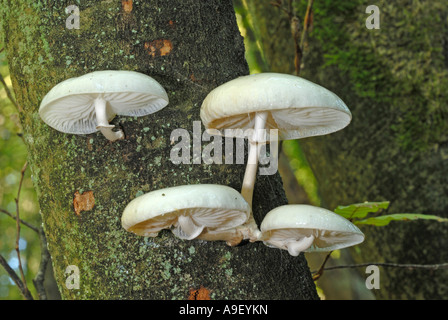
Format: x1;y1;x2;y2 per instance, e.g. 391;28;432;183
200;73;352;243
260;204;365;256
39;70;169;141
121;184;250;244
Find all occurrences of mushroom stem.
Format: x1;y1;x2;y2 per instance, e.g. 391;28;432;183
240;143;259;207
241;111;268;205
94;97;124;141
239;111;268;242
176;215;204;240
286;235;315;256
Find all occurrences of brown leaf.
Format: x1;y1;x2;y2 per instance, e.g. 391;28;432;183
73;191;95;216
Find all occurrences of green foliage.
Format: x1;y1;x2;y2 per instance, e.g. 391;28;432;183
334;201;390;220
356;213;448;227
334;201;448;227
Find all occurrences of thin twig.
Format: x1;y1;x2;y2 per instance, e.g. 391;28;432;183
299;0;314;50
0;254;34;300
32;227;50;300
1;167;48;299
312;262;448;274
0;71;26;140
0;72;19;109
312;251;333;281
311;249;448;280
14;162;32;299
270;0;291;17
0;208;39;233
271;0;299;74
296;0;314;75
271;0;314;75
287;0;294;20
291;16;301;74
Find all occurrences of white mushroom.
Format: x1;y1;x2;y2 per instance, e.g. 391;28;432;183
121;184;250;243
200;73;352;243
39;70;169;141
260;204;365;256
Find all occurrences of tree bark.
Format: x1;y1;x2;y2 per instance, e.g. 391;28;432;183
0;0;318;300
246;0;448;299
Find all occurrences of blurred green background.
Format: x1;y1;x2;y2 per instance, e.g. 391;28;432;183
0;48;42;299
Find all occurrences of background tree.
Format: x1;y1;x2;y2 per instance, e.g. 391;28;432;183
243;0;448;299
0;0;319;299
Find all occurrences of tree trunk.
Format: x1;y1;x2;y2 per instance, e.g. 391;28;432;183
246;0;448;299
0;0;318;300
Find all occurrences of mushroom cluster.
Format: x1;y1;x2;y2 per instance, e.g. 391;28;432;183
200;72;361;252
39;70;363;256
118;72;363;254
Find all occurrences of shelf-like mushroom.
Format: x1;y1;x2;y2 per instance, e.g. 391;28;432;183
260;204;365;256
39;70;169;141
200;73;352;243
121;184;250;244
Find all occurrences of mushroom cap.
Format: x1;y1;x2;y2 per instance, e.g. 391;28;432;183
260;204;364;252
121;184;250;238
200;73;351;140
39;70;169;135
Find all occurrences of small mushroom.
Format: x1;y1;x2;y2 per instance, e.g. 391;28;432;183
260;204;365;256
39;70;169;141
121;184;250;243
200;73;352;243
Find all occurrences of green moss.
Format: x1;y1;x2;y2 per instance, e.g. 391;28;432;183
309;0;448;153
